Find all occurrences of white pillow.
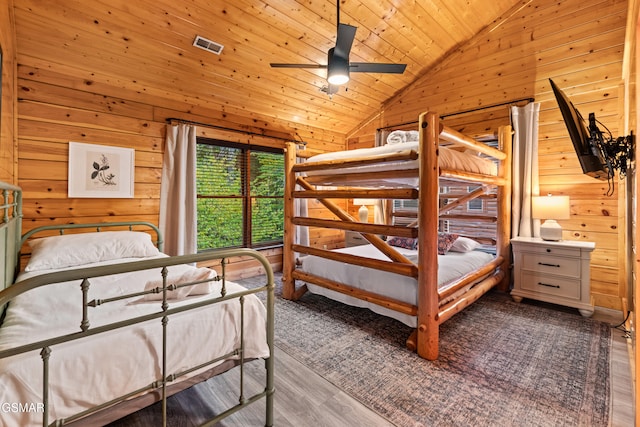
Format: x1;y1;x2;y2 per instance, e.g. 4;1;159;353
449;236;480;253
25;231;161;272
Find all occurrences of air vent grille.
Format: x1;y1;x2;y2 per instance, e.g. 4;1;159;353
193;35;224;55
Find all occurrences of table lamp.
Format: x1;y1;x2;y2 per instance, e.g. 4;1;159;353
354;199;376;223
532;195;570;241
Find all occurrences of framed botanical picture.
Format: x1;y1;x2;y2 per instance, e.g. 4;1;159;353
68;142;135;198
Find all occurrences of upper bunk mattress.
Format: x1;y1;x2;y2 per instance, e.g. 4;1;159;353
304;141;498;187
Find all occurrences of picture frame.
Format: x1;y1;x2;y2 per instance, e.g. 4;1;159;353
68;142;135;198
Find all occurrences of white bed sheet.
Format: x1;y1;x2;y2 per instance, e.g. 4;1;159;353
0;255;270;426
300;244;494;327
305;141;497;187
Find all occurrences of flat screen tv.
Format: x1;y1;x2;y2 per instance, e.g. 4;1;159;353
548;78;610;181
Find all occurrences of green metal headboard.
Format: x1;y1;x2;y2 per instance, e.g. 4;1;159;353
0;182;22;318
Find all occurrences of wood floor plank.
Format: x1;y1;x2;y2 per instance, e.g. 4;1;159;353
108;347;394;427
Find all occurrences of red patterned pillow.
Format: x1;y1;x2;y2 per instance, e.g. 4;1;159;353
387;236;419;250
438;232;459;255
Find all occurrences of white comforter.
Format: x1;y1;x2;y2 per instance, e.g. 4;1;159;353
300;244;494;327
0;256;270;426
304;141;498;187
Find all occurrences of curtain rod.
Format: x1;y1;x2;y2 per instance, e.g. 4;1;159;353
376;97;535;132
165;117;302;144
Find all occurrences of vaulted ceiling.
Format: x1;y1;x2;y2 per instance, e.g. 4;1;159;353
13;0;525;135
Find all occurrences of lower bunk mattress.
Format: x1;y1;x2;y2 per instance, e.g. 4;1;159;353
0;255;270;426
299;244;494;327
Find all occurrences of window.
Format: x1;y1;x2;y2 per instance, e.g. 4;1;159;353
196;139;284;250
392;199;418;227
466;186;485;212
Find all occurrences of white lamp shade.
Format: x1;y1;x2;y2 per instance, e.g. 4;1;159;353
353;199;376;206
532;195;570;241
532;195;570;220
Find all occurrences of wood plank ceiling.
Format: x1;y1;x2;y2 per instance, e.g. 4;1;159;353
13;0;525;135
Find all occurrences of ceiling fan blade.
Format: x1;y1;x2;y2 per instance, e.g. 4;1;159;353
334;23;357;58
349;62;407;74
270;63;327;69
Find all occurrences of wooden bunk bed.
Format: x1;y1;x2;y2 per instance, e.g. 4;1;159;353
0;183;275;426
282;111;512;360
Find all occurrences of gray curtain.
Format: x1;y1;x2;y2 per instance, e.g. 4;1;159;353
159;123;198;255
511;102;541;238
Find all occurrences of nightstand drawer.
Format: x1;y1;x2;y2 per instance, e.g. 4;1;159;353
345;231;367;247
520;253;581;278
521;271;581;300
517;244;579;258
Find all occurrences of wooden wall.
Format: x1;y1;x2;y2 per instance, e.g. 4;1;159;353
348;0;629;310
9;0;632;302
625;0;639;421
15;66;344;278
0;0;16;184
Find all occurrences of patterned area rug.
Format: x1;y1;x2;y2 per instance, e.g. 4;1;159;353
241;273;611;427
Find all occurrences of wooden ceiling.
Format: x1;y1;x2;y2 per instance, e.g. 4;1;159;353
13;0;524;135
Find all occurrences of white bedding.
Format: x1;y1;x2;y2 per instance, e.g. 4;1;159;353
304;141;498;187
0;255;270;426
300;244;494;327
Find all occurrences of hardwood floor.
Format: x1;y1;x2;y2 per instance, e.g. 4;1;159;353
110;305;634;427
591;306;634;427
108;346;394;427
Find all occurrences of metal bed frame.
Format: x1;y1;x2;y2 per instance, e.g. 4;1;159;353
0;183;275;427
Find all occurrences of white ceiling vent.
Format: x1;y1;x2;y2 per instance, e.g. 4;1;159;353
193;35;224;55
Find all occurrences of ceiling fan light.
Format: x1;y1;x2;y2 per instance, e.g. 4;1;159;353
327;70;349;85
327;47;349;85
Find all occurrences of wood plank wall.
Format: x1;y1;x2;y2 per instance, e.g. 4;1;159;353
0;0;17;184
14;66;344;278
625;0;639;420
348;0;629;310
6;0;631;304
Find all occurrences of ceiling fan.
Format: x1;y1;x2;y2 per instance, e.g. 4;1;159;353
269;1;407;95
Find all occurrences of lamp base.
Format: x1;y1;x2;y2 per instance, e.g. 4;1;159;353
540;219;563;241
358;205;369;223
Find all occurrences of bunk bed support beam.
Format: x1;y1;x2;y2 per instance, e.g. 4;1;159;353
292;270;418;316
496;125;513;291
439;123;507;160
291;244;418;277
283;143;297;300
417;112;441;360
292;216;417;238
294;176;415;265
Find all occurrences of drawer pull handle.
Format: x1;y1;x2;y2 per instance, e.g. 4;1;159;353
538;282;560;289
538;262;560;268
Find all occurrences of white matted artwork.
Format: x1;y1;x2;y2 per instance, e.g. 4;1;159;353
68;142;135;198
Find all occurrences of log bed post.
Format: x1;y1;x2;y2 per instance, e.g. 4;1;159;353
417;112;441;360
496;125;513;291
282;142;297;300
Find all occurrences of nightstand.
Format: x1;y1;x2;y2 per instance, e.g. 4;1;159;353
345;231;367;247
511;236;595;317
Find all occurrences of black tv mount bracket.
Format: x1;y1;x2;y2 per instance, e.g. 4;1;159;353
588;112;635;180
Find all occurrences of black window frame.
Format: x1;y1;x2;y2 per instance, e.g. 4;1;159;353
196;137;284;251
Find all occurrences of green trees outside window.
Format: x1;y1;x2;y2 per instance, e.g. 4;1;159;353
196;140;284;250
